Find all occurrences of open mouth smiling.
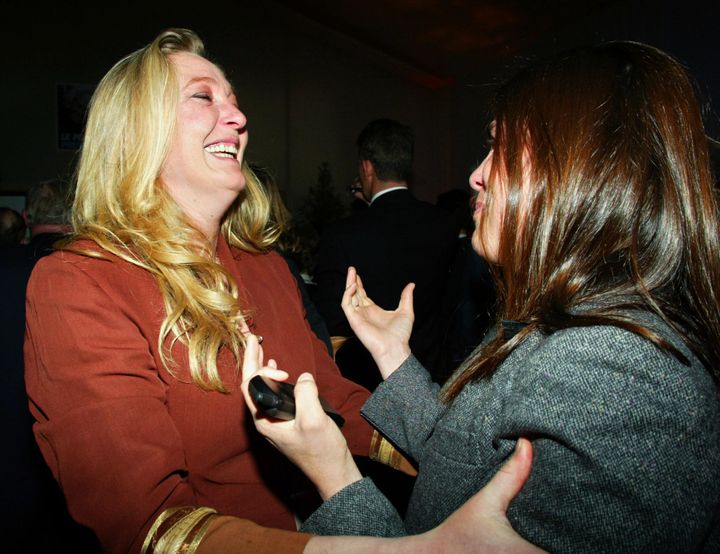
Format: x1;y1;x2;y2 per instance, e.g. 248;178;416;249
204;142;239;159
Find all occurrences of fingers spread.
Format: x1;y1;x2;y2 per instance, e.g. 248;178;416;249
341;287;358;315
342;268;360;313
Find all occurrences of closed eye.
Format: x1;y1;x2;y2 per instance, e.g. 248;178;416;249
192;92;212;101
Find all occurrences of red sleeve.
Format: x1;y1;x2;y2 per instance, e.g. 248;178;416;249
24;255;198;553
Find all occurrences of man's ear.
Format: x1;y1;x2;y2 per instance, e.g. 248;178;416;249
360;159;375;179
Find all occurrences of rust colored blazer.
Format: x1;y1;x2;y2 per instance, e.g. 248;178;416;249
24;237;373;553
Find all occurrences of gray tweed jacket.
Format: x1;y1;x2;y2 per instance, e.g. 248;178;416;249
301;316;720;552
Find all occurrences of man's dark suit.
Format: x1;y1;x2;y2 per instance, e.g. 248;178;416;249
313;188;458;388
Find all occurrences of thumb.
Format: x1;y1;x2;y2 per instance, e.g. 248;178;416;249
398;282;415;314
473;438;533;514
293;373;325;422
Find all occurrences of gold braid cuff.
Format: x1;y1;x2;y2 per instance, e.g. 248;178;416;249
369;429;404;468
141;506;219;554
369;430;418;476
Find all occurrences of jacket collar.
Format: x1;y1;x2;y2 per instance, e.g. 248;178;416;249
370;187;412;207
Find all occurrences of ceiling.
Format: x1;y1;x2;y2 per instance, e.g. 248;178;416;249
275;0;622;85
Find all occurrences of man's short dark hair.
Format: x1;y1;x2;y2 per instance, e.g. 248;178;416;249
357;118;413;182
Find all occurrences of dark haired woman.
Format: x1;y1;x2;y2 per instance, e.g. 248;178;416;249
243;41;720;552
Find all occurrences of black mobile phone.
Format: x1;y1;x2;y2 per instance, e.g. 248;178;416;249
248;375;345;428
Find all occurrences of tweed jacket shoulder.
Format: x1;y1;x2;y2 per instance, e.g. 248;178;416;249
301;318;720;552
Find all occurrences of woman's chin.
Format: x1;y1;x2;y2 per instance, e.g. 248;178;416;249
471;233;498;264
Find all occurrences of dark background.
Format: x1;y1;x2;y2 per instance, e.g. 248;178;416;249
1;0;718;211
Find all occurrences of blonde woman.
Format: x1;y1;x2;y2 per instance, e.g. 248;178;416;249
23;28;381;553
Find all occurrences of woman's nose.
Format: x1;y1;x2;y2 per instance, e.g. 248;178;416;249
469;166;482;191
224;104;247;130
469;151;493;191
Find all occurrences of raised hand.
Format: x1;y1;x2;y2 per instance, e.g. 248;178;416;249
341;267;413;379
240;335;362;500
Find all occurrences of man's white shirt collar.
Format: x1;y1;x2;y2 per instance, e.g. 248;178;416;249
370;186;408;205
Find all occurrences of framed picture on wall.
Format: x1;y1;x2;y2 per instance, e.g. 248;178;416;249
56;83;95;151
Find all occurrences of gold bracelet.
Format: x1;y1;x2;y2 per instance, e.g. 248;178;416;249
141;506;219;554
142;507;195;554
182;511;218;554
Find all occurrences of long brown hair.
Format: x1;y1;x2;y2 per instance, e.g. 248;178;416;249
445;42;720;400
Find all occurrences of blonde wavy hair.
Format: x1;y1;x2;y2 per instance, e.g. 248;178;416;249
71;29;274;392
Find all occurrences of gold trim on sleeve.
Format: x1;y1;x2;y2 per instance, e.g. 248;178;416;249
141;506;219;554
369;429;418;476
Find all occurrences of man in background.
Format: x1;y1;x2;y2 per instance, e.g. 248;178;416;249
313;118;458;389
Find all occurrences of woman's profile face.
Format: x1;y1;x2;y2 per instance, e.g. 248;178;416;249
469;122;533;264
469;124;506;264
160;52;248;220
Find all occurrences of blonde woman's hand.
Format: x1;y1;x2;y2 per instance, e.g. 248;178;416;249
240;335;362;500
341;267;413;379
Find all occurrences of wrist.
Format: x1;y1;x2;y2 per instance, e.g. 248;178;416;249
376;344;411;379
316;450;363;500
